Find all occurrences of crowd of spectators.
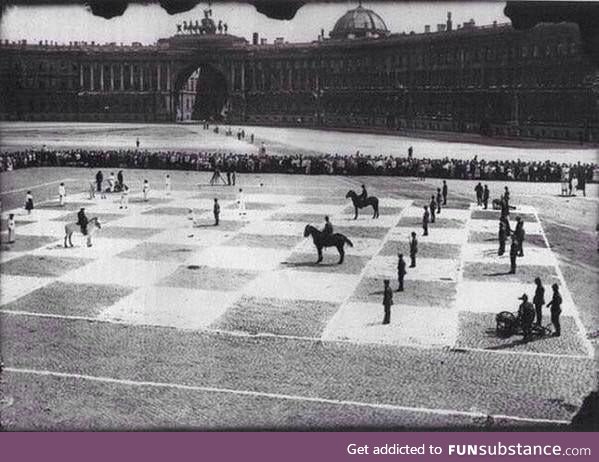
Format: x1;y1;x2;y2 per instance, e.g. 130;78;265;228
0;147;596;183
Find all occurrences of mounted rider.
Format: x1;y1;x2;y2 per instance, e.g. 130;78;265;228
322;215;333;236
358;184;368;206
77;208;89;235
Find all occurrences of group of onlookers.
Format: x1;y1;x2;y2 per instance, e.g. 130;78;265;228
0;148;595;184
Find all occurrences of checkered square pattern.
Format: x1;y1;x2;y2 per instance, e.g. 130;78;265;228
0;188;590;358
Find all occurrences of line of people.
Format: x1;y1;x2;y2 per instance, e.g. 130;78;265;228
1;148;595;185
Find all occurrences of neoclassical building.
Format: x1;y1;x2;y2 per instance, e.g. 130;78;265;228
0;4;597;141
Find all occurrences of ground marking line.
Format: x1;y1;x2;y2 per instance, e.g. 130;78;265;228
533;208;595;358
1;309;592;361
0;178;78;196
2;366;571;425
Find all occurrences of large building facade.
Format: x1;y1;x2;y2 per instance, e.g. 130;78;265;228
0;5;597;141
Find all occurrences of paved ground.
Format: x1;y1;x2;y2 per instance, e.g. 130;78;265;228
0;168;597;430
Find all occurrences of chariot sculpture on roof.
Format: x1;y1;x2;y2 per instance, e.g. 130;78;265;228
176;1;226;36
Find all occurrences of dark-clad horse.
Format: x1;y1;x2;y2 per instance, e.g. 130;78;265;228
346;190;379;219
303;225;354;264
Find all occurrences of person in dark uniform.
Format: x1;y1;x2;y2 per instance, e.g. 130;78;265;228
475;182;483;206
422;206;429;236
436;188;442;214
442;180;448;205
500;194;510;221
358;184;368;205
498;219;507;256
322;215;333;235
500;214;512;237
429;195;436;223
95;170;103;192
213;198;220;226
504;186;511;208
509;235;518;274
533;277;545;326
482;185;490;210
409;232;418;268
546;283;562;336
117;170;124;190
514;217;525;257
397;253;406;292
517;293;535;341
408;146;413;160
77;208;89;235
382;279;393;325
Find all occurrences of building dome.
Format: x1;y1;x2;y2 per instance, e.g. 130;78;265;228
330;4;390;39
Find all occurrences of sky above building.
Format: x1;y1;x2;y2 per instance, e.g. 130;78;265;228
0;1;509;45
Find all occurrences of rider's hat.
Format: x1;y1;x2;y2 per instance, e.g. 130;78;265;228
518;294;528;300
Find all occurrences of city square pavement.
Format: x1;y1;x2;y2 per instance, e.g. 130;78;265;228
0;174;595;429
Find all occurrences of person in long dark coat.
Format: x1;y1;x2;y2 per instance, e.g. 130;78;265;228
96;170;103;192
475;182;483;206
77;208;89;235
397;253;406;292
546;283;562;336
213;198;220;226
436;188;442;214
422;206;429;236
117;170;124;189
509;235;518;274
498;220;507;256
409;232;418;268
442;180;448;205
24;191;34;214
533;277;545;326
382;279;393;325
429;195;436;223
482;185;490;210
514;217;525;256
517;293;535;341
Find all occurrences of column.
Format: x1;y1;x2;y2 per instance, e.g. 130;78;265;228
251;64;256;92
240;62;245;92
130;63;134;89
166;62;171;91
157;64;161;91
100;64;104;91
120;63;124;91
288;67;293;91
79;64;84;90
230;63;236;92
140;65;144;91
90;64;94;91
110;64;114;91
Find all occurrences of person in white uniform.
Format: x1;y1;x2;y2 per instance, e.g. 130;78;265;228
237;188;246;216
120;185;129;209
58;182;66;206
165;174;172;196
142;180;150;202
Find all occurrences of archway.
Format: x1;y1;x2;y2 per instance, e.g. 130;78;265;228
174;64;228;122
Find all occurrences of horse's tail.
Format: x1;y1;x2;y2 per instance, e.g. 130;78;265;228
344;236;354;247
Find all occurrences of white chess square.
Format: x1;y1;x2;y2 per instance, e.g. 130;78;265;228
366;256;460;282
321;301;457;347
469;219;543;235
455;280;576;316
60;257;179;287
0;274;52;306
99;286;238;330
389;227;466;245
242;220;306;237
31;238;139;260
186;245;290;271
462;243;555;266
243;269;360;303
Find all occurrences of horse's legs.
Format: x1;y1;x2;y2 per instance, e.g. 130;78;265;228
87;235;92;247
316;246;323;263
337;245;345;264
68;233;73;247
64;234;68;248
354;207;358;220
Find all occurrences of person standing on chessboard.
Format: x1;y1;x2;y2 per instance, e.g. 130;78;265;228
165;174;172;196
58;182;66;207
